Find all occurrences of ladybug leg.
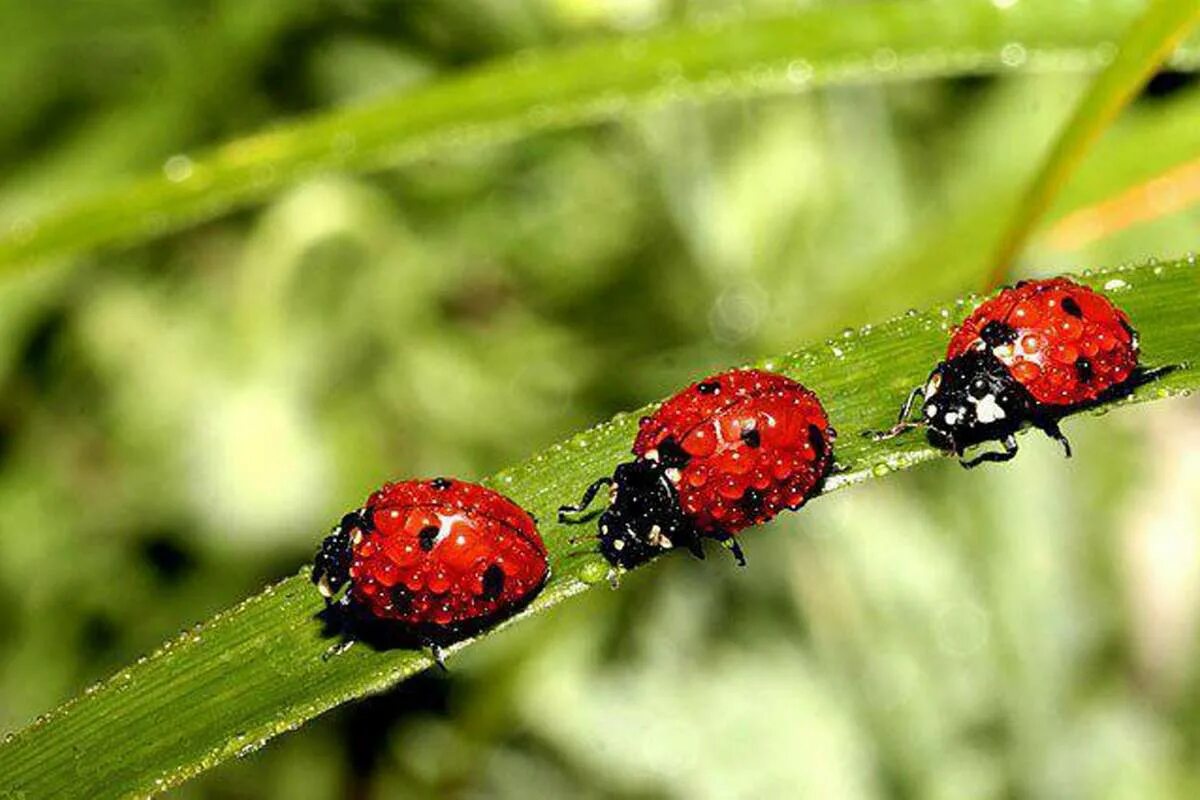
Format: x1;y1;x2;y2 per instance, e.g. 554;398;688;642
1133;364;1179;385
1037;418;1072;458
320;595;360;660
960;434;1018;469
869;385;924;440
322;638;356;660
685;537;706;561
724;537;747;567
707;531;744;566
428;643;449;672
607;567;622;589
558;477;613;523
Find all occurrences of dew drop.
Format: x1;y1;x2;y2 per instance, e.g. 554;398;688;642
786;60;814;85
873;48;898;71
578;559;610;585
1000;43;1027;67
163;154;194;183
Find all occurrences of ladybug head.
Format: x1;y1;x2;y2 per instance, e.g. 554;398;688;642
595;459;693;570
312;508;371;600
920;350;1033;453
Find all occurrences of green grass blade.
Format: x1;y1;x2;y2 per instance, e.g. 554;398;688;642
1;0;1198;274
987;0;1200;286
1;257;1197;799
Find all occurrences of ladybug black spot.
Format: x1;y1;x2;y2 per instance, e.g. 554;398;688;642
481;564;505;600
430;478;452;490
740;428;761;448
418;526;439;551
980;320;1017;347
740;488;764;514
808;424;826;461
657;437;690;468
1061;297;1083;318
697;381;720;394
1075;357;1094;382
390;586;413;614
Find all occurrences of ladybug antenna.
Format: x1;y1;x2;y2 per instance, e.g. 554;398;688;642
867;384;926;441
557;477;613;525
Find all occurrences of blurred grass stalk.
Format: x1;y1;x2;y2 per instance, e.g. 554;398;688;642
3;0;1200;274
988;0;1200;285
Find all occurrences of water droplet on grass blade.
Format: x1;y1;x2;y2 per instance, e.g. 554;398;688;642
163;154;194;183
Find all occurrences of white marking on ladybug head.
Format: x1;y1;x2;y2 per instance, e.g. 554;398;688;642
644;449;659;462
925;403;938;418
944;411;959;426
351;530;364;546
317;575;333;597
665;468;681;483
613;538;625;551
972;393;1006;423
925;373;942;397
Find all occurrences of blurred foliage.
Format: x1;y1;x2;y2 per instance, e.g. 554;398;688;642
987;0;1200;282
2;0;1200;798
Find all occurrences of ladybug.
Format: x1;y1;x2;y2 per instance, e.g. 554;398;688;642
560;369;835;571
312;477;548;664
875;277;1166;466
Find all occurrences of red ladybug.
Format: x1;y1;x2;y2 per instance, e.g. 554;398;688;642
313;478;548;662
560;369;835;570
877;277;1166;466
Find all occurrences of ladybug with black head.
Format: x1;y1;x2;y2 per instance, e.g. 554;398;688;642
874;276;1172;466
560;368;835;573
313;477;548;665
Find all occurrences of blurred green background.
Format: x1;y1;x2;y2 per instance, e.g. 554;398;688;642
3;1;1200;797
